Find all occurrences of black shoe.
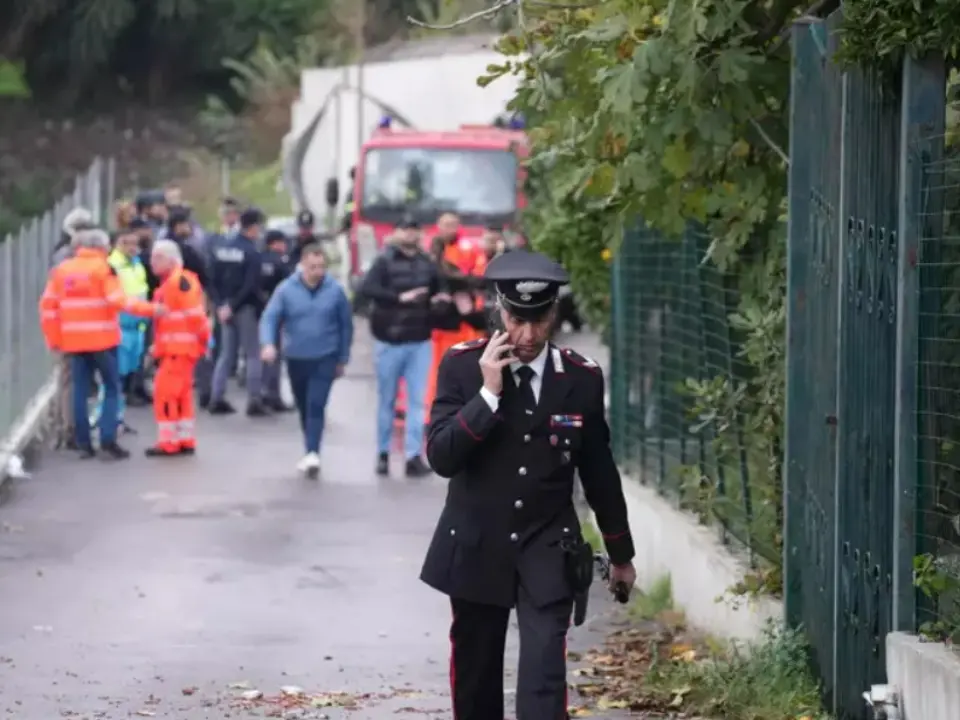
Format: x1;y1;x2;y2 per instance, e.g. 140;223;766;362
246;402;269;417
376;452;389;476
145;446;179;457
100;442;130;460
198;393;211;410
77;445;96;459
264;397;293;412
405;456;432;478
207;400;236;415
178;446;196;456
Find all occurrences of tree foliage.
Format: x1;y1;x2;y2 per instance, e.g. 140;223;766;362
0;0;438;108
839;0;960;74
483;0;808;577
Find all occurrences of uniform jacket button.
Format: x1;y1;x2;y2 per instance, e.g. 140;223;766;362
450;528;456;536
514;499;523;509
518;466;527;475
523;434;531;443
509;533;518;542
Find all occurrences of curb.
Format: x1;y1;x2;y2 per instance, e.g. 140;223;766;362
0;370;60;492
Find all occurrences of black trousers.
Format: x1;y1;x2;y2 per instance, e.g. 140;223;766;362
449;586;572;720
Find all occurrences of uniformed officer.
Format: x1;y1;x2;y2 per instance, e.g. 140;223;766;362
421;250;638;720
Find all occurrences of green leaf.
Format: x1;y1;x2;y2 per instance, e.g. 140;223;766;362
0;60;30;98
598;63;637;114
661;140;692;178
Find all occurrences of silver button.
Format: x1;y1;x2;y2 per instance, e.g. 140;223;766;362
563;527;570;533
450;528;456;536
523;434;531;443
518;467;527;476
565;439;571;446
514;500;523;509
510;533;518;542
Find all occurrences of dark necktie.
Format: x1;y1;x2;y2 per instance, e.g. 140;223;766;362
516;365;537;413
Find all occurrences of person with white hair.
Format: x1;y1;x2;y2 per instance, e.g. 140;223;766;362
40;227;163;459
50;207;94;268
145;239;210;456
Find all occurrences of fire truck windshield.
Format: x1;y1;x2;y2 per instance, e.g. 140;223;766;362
359;147;517;225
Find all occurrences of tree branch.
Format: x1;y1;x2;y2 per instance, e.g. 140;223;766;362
407;0;517;31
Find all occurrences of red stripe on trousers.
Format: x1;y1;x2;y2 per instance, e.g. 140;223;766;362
450;605;458;720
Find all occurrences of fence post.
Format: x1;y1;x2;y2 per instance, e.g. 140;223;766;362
893;53;946;633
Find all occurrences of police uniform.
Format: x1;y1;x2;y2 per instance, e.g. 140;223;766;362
420;251;635;720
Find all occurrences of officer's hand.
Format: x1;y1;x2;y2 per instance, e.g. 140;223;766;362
261;344;278;364
479;330;515;396
609;562;637;598
217;305;232;323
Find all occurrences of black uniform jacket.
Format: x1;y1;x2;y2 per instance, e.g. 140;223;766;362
421;338;635;609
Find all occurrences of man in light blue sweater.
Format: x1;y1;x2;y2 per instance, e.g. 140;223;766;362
259;243;353;477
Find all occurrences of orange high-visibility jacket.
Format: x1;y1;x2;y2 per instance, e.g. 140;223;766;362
40;248;156;353
152;268;209;360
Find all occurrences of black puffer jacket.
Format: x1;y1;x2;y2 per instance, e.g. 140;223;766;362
361;245;440;344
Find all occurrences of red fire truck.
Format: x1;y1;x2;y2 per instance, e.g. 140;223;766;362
346;118;529;289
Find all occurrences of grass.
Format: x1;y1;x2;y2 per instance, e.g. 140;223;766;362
642;624;832;720
176;151;292;227
569;528;831;720
627;573;675;622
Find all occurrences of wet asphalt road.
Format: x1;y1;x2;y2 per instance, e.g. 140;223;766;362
0;329;621;719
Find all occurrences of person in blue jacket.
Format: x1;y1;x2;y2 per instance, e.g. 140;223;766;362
259;242;353;478
208;207;266;416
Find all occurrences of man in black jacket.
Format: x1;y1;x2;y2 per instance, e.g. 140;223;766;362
167;209;210;291
360;216;444;477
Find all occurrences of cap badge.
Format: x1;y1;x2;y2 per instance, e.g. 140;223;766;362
515;280;548;301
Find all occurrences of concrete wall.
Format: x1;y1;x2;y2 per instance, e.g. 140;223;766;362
567;330;781;640
887;632;960;720
592;479;781;642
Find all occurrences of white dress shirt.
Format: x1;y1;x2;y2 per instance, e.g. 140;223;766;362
479;343;549;412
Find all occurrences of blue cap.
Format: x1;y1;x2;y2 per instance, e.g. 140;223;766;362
378;116;392;129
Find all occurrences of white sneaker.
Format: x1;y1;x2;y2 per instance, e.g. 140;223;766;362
296;452;320;478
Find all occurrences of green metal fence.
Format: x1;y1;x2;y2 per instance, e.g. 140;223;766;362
784;9;949;719
608;8;953;719
915;130;960;644
609;223;780;566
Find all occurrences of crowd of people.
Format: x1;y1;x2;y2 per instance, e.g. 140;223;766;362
42;184;344;468
38;184;526;476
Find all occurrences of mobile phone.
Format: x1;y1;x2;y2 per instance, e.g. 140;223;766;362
487;307;505;335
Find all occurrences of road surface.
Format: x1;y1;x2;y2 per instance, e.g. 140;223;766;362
0;329;623;719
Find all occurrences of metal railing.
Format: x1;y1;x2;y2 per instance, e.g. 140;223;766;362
0;157;116;444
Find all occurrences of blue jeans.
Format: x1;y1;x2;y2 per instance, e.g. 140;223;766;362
286;357;338;454
374;340;432;459
72;348;120;448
